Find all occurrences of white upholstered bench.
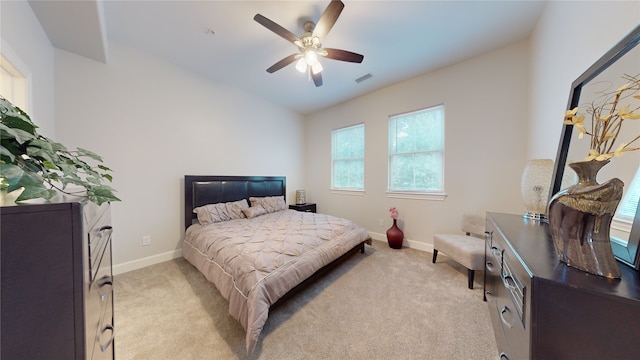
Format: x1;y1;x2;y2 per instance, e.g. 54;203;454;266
432;214;486;289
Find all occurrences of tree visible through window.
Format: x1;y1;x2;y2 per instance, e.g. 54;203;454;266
332;124;365;190
388;105;444;193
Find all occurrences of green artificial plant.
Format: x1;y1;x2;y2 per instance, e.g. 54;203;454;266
0;96;120;205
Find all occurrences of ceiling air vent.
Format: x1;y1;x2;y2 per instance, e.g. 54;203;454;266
355;73;372;83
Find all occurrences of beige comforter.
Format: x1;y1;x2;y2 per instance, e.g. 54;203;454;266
182;209;370;354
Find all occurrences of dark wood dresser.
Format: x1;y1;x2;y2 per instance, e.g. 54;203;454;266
1;200;115;360
485;212;640;360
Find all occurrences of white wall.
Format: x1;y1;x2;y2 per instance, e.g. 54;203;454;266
54;41;306;273
528;1;640;159
302;1;640;249
5;0;639;271
305;41;530;249
0;0;55;137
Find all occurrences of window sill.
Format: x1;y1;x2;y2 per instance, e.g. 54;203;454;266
386;191;447;201
329;189;365;196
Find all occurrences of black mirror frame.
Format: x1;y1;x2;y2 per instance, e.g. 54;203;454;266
549;24;640;270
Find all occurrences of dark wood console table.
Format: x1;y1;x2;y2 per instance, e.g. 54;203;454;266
485;212;640;360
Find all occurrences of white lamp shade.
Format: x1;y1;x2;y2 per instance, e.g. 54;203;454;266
295;58;307;73
295;190;306;205
521;159;554;218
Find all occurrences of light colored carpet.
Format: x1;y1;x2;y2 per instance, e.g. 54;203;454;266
113;241;498;359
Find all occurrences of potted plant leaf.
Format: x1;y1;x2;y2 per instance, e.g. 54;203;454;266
0;96;119;205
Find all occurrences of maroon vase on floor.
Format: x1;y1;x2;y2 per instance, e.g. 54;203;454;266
386;219;404;249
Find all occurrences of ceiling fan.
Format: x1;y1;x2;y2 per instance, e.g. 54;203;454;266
254;0;364;87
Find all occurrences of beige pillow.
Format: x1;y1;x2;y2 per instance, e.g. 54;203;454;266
242;205;267;219
249;196;286;214
193;199;249;225
193;203;230;225
226;199;249;220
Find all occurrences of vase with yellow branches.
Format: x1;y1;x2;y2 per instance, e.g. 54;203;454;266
548;74;640;279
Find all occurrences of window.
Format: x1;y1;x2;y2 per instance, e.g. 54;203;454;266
615;166;640;222
331;124;365;190
388;105;444;194
611;166;640;244
0;53;28;110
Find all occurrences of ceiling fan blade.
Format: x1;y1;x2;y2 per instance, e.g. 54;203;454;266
312;71;323;87
322;48;364;63
312;0;344;41
266;54;300;73
254;14;300;44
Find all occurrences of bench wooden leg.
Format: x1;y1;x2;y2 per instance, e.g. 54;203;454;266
432;249;438;263
468;269;475;289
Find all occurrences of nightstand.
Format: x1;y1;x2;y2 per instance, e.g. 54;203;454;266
289;203;316;213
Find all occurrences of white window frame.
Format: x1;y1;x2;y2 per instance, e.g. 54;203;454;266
611;166;640;244
0;40;31;112
331;123;365;192
387;105;446;200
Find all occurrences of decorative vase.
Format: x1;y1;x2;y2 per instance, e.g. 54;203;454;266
547;160;623;278
386;219;404;249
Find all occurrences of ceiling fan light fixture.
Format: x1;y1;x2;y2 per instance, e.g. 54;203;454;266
304;49;318;65
295;58;307;73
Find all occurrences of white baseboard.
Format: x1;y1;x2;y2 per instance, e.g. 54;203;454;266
368;231;434;253
113;249;183;276
113;233;433;276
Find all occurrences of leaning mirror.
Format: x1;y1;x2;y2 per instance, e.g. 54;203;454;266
550;24;640;270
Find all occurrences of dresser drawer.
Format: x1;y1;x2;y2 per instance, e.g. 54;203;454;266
494;267;527;360
83;202;114;360
87;236;114;360
83;202;110;231
91;285;114;360
486;223;531;360
87;210;112;283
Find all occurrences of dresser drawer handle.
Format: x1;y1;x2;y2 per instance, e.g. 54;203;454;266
503;275;517;290
486;260;495;272
499;352;510;360
98;275;113;301
99;324;114;352
98;226;113;237
485;290;494;302
491;246;502;260
500;305;514;329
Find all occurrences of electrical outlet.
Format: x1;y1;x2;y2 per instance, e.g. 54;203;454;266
142;235;151;246
379;219;384;226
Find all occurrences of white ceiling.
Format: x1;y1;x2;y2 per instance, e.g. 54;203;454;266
28;0;546;115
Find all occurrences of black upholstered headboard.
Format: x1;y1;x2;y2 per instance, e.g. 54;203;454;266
184;175;286;230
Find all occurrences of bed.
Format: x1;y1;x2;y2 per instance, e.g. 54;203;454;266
182;175;371;354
